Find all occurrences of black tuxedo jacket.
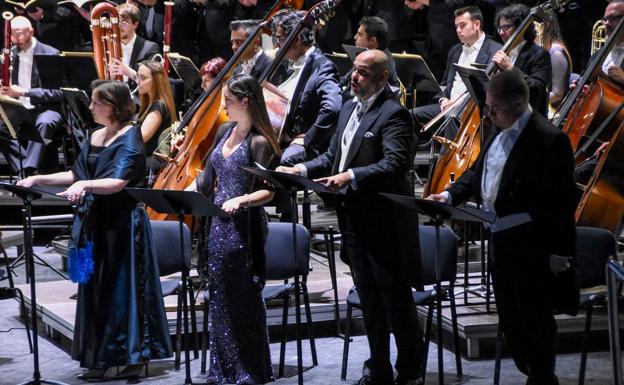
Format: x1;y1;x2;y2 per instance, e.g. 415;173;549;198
283;47;342;153
11;41;63;109
447;112;579;314
233;51;272;79
302;88;421;287
512;41;552;116
437;36;502;101
127;36;160;89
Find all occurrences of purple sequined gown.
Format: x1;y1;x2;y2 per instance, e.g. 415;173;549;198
206;129;274;385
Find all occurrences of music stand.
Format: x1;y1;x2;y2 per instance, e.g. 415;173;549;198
34;53;98;91
380;194;494;385
0;182;69;385
126;188;227;385
325;52;352;76
168;52;201;90
241;166;345;385
392;52;441;108
607;259;624;385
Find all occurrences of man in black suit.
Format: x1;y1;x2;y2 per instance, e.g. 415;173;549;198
272;9;342;165
411;5;501;139
278;50;424;385
0;15;63;175
429;71;578;385
109;2;160;89
230;19;272;80
492;3;551;116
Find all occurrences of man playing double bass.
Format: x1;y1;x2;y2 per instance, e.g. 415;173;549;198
429;70;578;385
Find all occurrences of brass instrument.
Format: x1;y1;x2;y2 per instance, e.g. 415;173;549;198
2;11;12;86
91;2;123;81
592;19;606;55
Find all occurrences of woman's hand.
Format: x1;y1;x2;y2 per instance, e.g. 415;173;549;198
57;181;89;204
221;196;247;214
16;176;39;188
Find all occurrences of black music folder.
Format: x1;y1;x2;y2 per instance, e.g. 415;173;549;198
168;52;201;90
452;63;490;108
393;52;441;93
35;52;98;91
241;166;347;194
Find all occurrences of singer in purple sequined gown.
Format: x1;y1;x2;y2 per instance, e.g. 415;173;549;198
188;74;281;384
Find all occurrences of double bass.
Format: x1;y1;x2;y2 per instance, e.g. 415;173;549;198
424;0;568;196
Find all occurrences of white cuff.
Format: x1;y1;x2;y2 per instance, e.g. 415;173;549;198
440;191;452;205
295;164;307;178
348;169;357;190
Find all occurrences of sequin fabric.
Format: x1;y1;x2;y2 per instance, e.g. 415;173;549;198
206;128;274;385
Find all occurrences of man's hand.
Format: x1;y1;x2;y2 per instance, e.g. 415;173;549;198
492;50;513;71
439;98;452;111
594;141;610;157
549;254;571;275
608;65;624;85
276;166;301;175
314;171;351;190
0;85;26;98
109;59;135;80
426;193;448;203
569;79;590;95
404;0;428;10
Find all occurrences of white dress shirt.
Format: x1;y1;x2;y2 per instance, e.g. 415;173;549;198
450;32;486;101
278;46;315;102
241;49;263;75
17;37;37;108
121;34;137;82
602;43;624;75
480;104;532;212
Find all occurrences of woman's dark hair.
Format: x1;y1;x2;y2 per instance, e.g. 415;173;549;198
199;57;227;78
225;74;281;156
90;80;135;124
495;4;536;42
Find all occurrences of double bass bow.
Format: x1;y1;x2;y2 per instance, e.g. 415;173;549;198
423;0;568;196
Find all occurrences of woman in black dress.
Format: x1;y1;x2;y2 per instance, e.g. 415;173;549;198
136;60;176;180
18;80;172;381
186;74;280;384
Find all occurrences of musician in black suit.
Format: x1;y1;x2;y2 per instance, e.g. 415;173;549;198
411;6;502;138
278;50;424;385
272;9;342;165
109;2;160;89
230;19;272;80
492;4;551;116
0;15;63;175
429;71;578;385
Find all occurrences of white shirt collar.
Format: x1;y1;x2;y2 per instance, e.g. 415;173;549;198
503;104;532;137
352;86;385;115
291;46;315;68
464;32;485;53
18;37;37;55
122;33;137;49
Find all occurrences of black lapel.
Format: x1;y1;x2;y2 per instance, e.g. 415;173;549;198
11;47;18;85
130;37;145;69
513;42;532;73
475;37;491;64
496;113;537;194
447;44;462;92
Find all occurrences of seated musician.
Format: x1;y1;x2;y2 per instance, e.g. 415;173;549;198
0;16;63;176
108;2;160;89
411;6;501;141
271;9;342;166
492;4;551;116
341;16;399;92
230;19;274;80
135;60;176;183
575;0;624;184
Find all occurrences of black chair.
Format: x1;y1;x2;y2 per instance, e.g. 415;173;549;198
340;225;462;383
493;226;617;385
200;222;318;379
149;220;198;371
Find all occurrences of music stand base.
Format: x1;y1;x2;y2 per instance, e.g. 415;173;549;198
17;378;69;385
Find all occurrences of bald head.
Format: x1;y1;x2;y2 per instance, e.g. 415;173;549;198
350;49;389;99
604;1;624;37
10;16;34;51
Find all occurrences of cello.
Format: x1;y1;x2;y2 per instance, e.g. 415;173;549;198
424;0;568;196
148;0;303;221
552;16;624;158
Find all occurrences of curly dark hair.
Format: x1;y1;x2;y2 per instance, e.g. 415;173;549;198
495;3;536;43
271;9;314;46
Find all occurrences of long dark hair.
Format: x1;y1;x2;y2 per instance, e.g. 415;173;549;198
137;60;176;123
225;74;281;156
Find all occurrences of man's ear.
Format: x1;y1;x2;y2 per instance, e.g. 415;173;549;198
369;36;378;49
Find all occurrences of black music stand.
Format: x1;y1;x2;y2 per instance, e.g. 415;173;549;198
452;63;489;114
393;52;441;107
0;183;69;385
126;188;227;385
35;54;99;91
607;259;624;385
380;194;495;385
0;95;41;179
241;166;345;385
168;53;201;90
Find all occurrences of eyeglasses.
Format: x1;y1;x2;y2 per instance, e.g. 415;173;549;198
497;24;515;33
603;14;624;24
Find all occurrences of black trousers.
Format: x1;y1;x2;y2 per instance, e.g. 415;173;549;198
490;253;559;385
340;204;424;383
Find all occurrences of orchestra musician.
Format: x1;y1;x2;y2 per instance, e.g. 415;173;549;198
185;74;279;385
428;71;578;385
0;15;64;176
411;6;502;140
272;8;342;166
17;80;172;381
230;19;273;79
278;50;424;385
492;4;552;116
109;2;160;88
